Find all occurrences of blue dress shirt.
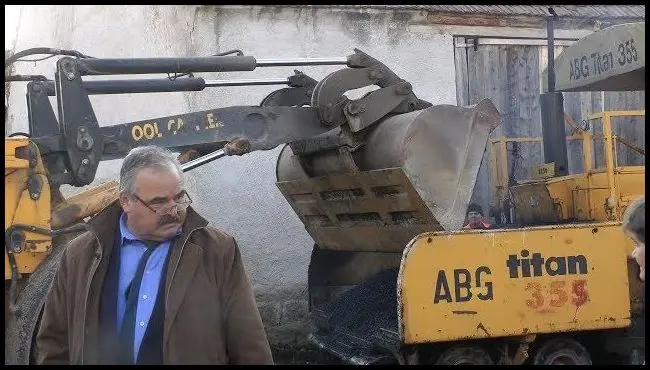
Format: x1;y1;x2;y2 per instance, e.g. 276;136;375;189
117;213;180;360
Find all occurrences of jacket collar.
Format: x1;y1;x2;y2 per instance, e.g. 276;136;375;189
86;200;209;253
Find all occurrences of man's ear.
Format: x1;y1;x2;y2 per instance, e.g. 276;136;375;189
119;193;130;210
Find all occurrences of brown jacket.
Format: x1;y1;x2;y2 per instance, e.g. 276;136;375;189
36;202;273;365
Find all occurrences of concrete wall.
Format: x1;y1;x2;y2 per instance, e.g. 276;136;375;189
7;5;458;352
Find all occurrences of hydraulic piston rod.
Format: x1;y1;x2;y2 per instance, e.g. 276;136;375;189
39;77;292;96
181;149;226;172
72;56;349;76
204;77;291;87
255;57;349;67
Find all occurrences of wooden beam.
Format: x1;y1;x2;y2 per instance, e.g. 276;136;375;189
427;12;547;29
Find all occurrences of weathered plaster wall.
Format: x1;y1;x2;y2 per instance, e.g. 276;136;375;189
7;5;457;352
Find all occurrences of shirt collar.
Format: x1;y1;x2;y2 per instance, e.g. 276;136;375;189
119;212;182;245
119;212;139;243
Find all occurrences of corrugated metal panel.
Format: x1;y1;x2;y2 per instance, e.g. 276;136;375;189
290;5;645;19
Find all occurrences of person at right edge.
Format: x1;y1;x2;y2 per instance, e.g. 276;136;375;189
622;196;644;365
623;196;645;283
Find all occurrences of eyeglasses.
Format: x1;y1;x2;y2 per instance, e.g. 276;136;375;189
132;190;193;215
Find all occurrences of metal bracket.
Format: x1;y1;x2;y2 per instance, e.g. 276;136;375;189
9;230;25;254
311;50;406;127
27;174;43;200
260;71;318;107
27;81;60;137
25;142;39;169
469;37;480;51
4;227;27;311
55;57;104;186
498;334;536;365
76;125;95;151
311;50;428;134
4;224;54;300
343;82;411;132
26;81;69;184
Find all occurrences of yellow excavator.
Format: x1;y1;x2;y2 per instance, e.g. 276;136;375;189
4;46;500;364
5;21;645;366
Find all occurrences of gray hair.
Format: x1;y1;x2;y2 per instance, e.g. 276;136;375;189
119;146;183;195
623;196;645;244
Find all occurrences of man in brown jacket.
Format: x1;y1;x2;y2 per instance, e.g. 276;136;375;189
35;146;274;365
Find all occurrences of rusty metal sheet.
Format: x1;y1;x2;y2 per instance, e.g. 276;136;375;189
309;225;440;253
278;168;407;194
292;193;415;217
287;5;646;19
276;167;442;252
510;182;561;225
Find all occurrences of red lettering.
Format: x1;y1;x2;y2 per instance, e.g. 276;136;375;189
572;279;589;307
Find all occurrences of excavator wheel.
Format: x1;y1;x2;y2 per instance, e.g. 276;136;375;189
533;337;592;365
4;235;70;365
434;345;495;365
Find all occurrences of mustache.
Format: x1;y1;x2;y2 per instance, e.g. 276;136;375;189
158;214;181;226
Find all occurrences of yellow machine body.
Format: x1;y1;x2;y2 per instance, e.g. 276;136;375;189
5;138;52;280
398;109;644;347
511;168;645;224
5;138;120;282
509;110;645;224
398;223;634;344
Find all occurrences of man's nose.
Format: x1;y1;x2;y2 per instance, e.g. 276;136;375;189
161;203;180;216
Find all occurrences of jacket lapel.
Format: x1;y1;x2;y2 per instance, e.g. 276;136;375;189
163;241;202;339
163;207;209;345
81;202;122;363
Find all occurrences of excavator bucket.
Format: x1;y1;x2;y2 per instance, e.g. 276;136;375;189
358;98;502;231
276;98;502;251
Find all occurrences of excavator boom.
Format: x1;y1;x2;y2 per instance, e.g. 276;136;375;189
8;48;431;188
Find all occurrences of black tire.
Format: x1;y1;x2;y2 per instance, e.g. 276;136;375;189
533;337;592;365
5;239;68;365
435;346;494;365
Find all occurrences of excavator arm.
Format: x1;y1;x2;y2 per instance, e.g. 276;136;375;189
8;48;430;188
5;47;501;365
